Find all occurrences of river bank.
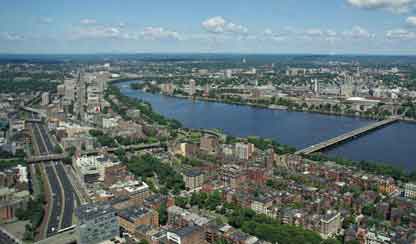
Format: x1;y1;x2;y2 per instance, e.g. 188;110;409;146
162;93;391;121
129;81;401;122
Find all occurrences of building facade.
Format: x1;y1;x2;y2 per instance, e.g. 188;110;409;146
76;202;119;244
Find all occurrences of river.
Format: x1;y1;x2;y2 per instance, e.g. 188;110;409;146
116;80;416;172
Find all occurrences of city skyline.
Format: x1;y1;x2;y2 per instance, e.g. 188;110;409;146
1;0;416;54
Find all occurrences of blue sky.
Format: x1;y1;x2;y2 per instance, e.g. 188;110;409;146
1;0;416;54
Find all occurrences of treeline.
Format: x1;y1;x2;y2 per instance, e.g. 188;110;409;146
305;153;416;182
174;191;222;211
107;84;182;129
0;158;26;170
399;101;416;120
89;129;117;147
246;136;296;155
130;82;161;93
0;79;57;93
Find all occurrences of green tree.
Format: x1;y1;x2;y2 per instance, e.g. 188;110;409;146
322;238;342;244
175;196;189;208
158;202;168;225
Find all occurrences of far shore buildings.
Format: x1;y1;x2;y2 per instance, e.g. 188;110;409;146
188;79;196;96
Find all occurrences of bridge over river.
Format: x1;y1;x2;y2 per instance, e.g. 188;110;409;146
295;117;400;155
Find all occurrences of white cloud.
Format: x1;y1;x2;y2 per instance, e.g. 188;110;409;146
141;27;181;40
342;26;374;39
80;19;97;25
262;29;286;41
202;16;248;34
305;28;325;37
346;0;416;13
202;16;226;33
263;28;273;36
226;22;248;34
326;30;338;37
263;27;338;42
406;16;416;26
386;28;416;39
71;25;121;39
1;32;24;41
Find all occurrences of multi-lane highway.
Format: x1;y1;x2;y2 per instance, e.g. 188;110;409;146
30;115;80;237
0;228;20;244
54;162;76;229
43;162;62;237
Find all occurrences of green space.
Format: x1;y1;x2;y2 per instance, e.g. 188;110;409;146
0;80;57;93
126;154;185;194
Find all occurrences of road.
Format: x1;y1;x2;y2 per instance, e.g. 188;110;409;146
43;162;62;237
31;117;79;237
0;228;20;244
54;162;77;229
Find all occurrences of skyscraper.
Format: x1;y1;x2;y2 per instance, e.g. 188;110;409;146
189;79;196;96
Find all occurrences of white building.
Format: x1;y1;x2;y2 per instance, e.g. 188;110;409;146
102;117;119;129
366;230;390;244
41;92;49;106
74;155;120;184
404;183;416;199
234;143;254;160
225;69;233;78
188;79;196;96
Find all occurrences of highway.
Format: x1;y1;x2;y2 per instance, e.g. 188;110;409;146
0;228;20;244
43;162;62;237
54;162;77;229
30;115;79;237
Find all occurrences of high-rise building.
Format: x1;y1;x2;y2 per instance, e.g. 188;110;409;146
183;169;204;190
188;79;196;96
313;79;320;96
161;83;175;95
41;92;49;106
404;183;416;199
76;202;119;244
64;79;77;102
225;69;233;78
57;84;65;96
320;210;341;239
234;142;254;160
200;134;218;153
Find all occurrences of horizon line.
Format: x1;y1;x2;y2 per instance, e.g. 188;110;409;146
0;52;416;57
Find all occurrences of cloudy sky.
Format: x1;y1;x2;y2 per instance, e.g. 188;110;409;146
1;0;416;54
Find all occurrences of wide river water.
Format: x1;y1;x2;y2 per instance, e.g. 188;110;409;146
117;80;416;172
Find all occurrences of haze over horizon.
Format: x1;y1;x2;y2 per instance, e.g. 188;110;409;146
1;0;416;54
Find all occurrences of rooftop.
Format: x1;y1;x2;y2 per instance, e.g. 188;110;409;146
118;206;151;223
75;202;115;222
169;225;201;237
